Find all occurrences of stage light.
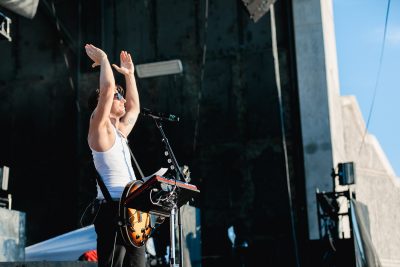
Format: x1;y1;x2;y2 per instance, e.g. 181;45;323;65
0;166;11;209
241;0;277;22
136;59;183;78
0;166;10;191
0;12;12;42
0;0;39;19
338;162;355;186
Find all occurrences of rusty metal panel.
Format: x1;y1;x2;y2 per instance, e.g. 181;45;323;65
0;208;25;261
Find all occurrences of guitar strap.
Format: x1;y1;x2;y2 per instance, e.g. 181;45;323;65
94;172;113;203
126;141;145;180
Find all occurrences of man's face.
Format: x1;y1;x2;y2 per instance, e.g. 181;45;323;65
111;91;126;117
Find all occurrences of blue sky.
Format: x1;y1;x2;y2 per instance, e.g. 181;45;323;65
333;0;400;176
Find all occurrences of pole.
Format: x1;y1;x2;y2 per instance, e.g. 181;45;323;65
169;206;177;267
178;206;184;266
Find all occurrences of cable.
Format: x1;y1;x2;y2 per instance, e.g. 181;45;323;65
49;0;75;92
270;4;301;267
149;185;178;207
192;0;209;153
79;198;100;227
358;0;392;154
110;230;118;267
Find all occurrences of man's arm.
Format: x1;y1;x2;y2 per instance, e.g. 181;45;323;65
112;51;140;137
85;44;115;127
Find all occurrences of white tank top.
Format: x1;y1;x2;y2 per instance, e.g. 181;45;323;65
90;126;136;199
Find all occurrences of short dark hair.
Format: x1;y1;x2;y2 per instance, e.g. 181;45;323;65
87;84;125;112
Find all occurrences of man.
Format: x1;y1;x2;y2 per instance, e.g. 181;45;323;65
85;44;145;267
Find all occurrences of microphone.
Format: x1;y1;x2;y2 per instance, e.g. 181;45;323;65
141;108;180;122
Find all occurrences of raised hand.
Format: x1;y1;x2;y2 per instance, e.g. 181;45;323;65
85;44;107;68
112;51;135;76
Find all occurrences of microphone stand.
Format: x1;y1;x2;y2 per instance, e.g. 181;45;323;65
153;118;186;267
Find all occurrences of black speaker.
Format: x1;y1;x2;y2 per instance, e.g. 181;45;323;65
0;0;39;19
338;162;355;185
241;0;277;22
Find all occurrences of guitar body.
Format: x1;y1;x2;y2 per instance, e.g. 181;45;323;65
119;180;152;247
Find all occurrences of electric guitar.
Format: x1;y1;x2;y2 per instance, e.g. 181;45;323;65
118;166;192;247
118;180;152;247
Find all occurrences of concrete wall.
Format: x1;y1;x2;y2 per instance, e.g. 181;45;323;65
181;206;201;267
341;96;400;267
0;208;26;261
292;0;344;239
293;5;400;267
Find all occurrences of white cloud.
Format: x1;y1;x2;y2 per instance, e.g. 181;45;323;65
365;26;400;46
387;27;400;45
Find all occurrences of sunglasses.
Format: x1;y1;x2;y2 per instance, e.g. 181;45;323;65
114;92;124;100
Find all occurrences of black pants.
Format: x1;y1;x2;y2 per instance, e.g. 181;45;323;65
94;201;146;267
